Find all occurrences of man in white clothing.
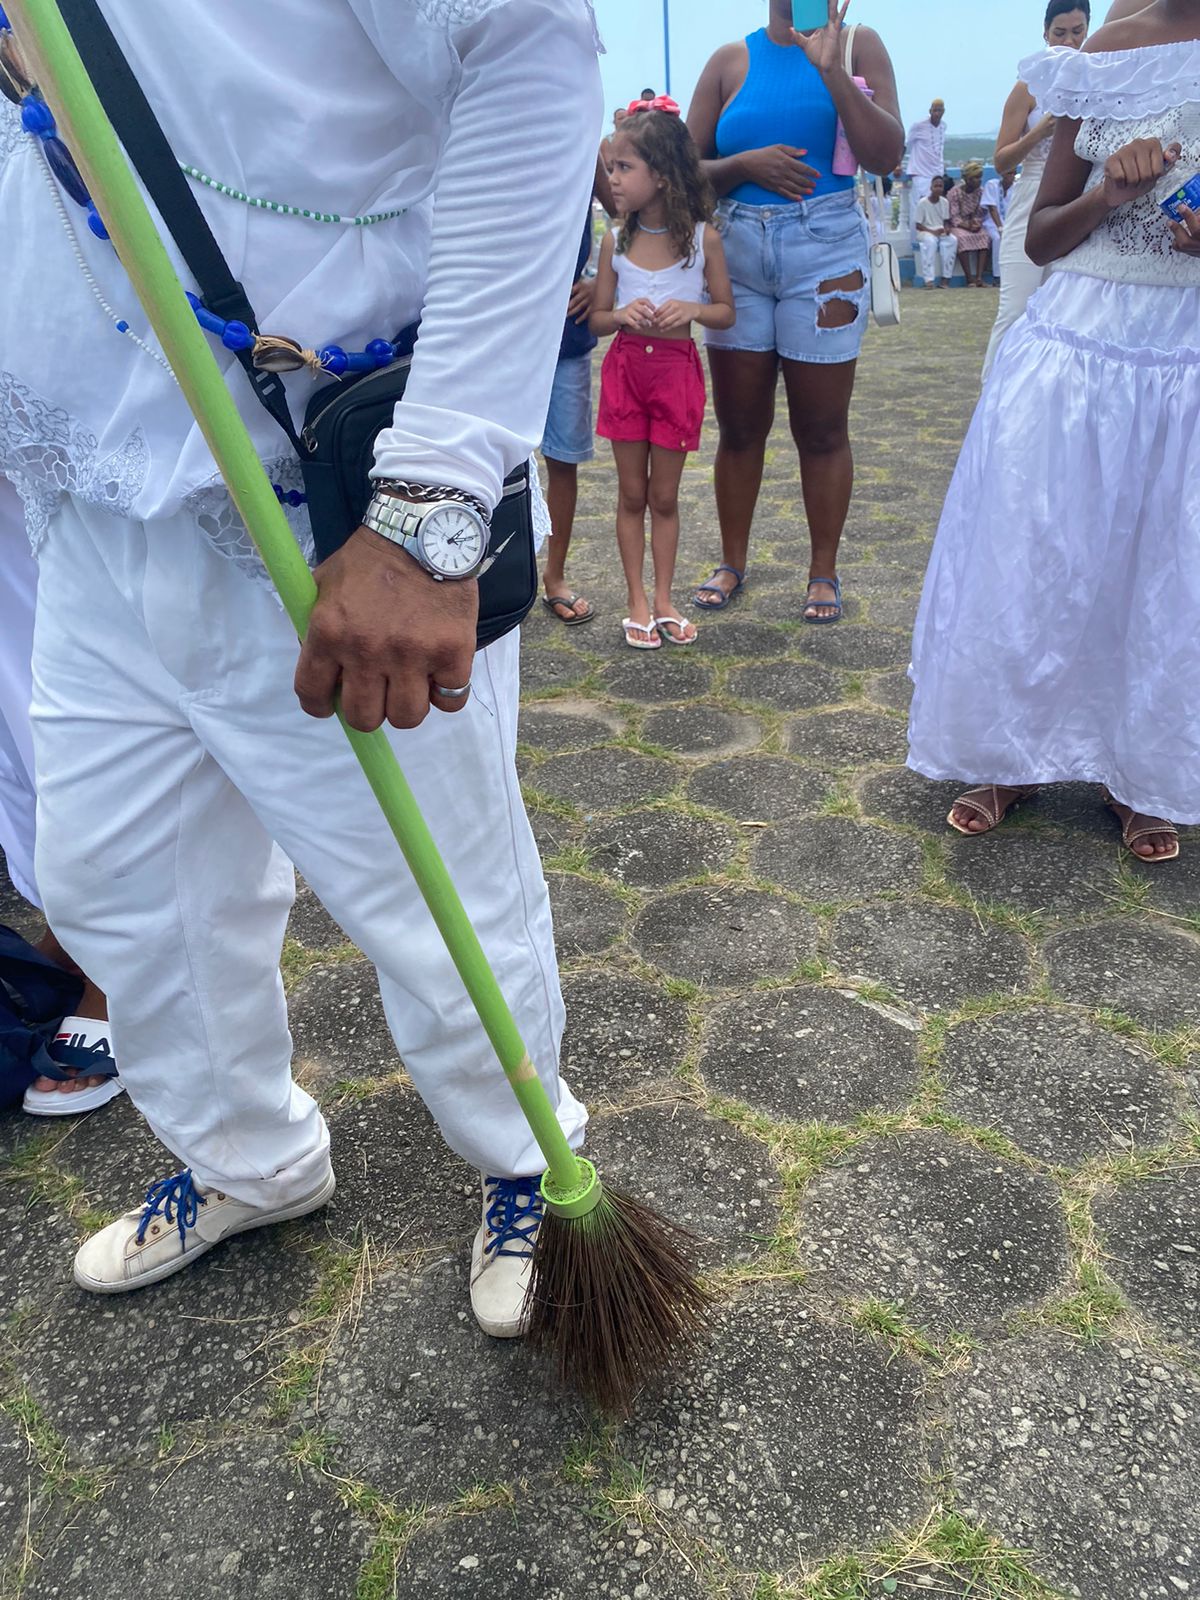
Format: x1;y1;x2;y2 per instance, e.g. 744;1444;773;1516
0;0;601;1338
906;98;948;208
981;170;1014;284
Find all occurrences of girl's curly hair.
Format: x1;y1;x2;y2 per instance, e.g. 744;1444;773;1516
613;110;717;265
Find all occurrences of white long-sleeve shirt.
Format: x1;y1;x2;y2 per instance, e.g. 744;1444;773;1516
906;116;947;181
0;0;602;547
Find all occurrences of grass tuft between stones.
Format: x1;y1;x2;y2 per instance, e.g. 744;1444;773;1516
799;1510;1064;1599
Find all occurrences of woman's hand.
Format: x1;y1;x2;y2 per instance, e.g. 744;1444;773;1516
1169;202;1200;256
616;297;656;332
1101;138;1181;210
1034;113;1058;142
791;0;852;75
653;299;700;332
741;144;821;200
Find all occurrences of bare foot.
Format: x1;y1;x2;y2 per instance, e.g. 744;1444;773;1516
29;950;111;1095
948;785;1036;835
655;613;698;644
1104;797;1179;861
542;581;593;623
694;568;742;608
804;578;841;622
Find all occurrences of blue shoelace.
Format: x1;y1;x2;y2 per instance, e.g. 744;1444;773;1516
136;1169;207;1247
483;1175;543;1260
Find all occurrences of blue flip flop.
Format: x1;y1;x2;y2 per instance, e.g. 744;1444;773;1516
693;565;745;611
804;576;843;625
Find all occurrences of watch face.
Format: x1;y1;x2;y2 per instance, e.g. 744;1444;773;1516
419;504;487;576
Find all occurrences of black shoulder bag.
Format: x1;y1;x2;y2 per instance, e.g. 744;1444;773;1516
58;0;539;651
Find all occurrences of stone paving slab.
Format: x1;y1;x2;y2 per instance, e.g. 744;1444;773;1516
785;709;909;769
288;959;399;1086
323;1085;477;1251
583;808;739;890
1045;920;1200;1033
25;1441;371;1600
395;1487;710;1600
17;1235;318;1467
686;755;834;823
752;816;924;902
1094;1167;1200;1356
633;886;818;987
948;1333;1200;1600
583;1102;780;1270
619;1285;933;1572
558;971;692;1106
829;902;1033;1013
321;1256;587;1505
940;1008;1184;1165
546;872;628;957
698;983;920;1125
800;1131;1071;1336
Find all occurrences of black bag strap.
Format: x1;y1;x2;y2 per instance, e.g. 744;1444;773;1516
56;0;304;453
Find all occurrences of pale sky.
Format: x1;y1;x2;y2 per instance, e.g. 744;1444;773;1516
595;0;1059;138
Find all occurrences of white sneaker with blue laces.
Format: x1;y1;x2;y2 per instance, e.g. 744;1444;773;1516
470;1173;543;1339
73;1165;336;1294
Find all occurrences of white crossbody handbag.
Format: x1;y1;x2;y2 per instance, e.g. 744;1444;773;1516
841;25;902;330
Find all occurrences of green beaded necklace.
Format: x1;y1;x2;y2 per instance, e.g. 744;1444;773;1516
179;163;407;227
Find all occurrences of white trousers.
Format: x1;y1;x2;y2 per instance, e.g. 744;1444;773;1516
918;233;958;284
0;476;39;907
31;496;586;1206
983;219;1002;280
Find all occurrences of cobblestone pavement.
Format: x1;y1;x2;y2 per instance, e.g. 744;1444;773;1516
2;291;1198;1600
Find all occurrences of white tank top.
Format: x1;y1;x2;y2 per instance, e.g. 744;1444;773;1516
614;221;707;309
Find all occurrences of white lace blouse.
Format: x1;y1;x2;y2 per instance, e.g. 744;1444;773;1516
1022;41;1200;289
0;0;601;559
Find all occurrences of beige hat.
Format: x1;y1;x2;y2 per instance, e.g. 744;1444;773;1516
931;98;946;109
962;160;984;180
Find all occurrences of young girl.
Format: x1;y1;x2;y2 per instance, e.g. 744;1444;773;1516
909;0;1200;861
591;99;735;650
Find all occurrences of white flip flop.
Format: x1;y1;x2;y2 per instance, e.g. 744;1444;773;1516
23;1015;125;1117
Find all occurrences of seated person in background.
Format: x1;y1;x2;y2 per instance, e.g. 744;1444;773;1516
915;174;958;287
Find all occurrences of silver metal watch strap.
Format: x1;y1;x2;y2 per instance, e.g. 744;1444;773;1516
361;495;425;544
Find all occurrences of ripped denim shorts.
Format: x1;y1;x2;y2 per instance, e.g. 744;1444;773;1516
706;190;871;366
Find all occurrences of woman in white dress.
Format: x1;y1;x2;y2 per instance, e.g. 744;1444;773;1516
982;0;1092;377
909;0;1200;862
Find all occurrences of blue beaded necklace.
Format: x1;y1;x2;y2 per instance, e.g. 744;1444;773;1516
15;85;403;384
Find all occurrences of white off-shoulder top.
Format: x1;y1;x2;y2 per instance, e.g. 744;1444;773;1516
1023;41;1200;289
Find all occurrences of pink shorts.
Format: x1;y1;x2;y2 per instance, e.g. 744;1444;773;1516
596;331;706;454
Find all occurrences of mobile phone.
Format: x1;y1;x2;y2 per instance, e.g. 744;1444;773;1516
791;0;829;29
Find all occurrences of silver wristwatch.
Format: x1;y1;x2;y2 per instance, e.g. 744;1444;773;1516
362;481;492;580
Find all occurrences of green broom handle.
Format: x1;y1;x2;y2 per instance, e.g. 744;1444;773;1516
10;0;584;1200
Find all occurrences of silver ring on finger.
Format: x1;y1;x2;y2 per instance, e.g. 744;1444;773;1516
433;681;472;700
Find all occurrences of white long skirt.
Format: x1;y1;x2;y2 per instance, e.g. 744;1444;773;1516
909;269;1200;825
0;476;38;905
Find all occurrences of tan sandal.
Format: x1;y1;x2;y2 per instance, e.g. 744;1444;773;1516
947;784;1040;837
1102;790;1180;863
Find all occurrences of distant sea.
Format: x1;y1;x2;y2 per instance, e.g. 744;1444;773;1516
944;134;999;164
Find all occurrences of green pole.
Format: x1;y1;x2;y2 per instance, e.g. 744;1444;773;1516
8;0;595;1214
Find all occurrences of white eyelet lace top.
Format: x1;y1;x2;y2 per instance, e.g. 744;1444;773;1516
1022;42;1200;289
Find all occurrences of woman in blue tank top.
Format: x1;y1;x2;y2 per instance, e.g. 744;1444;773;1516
687;0;902;623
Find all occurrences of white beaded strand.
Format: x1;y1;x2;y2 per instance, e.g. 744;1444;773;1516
33;138;177;380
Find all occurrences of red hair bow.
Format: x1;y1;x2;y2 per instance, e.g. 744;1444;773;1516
627;95;680;116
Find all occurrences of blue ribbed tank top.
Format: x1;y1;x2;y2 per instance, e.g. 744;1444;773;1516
715;29;854;206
